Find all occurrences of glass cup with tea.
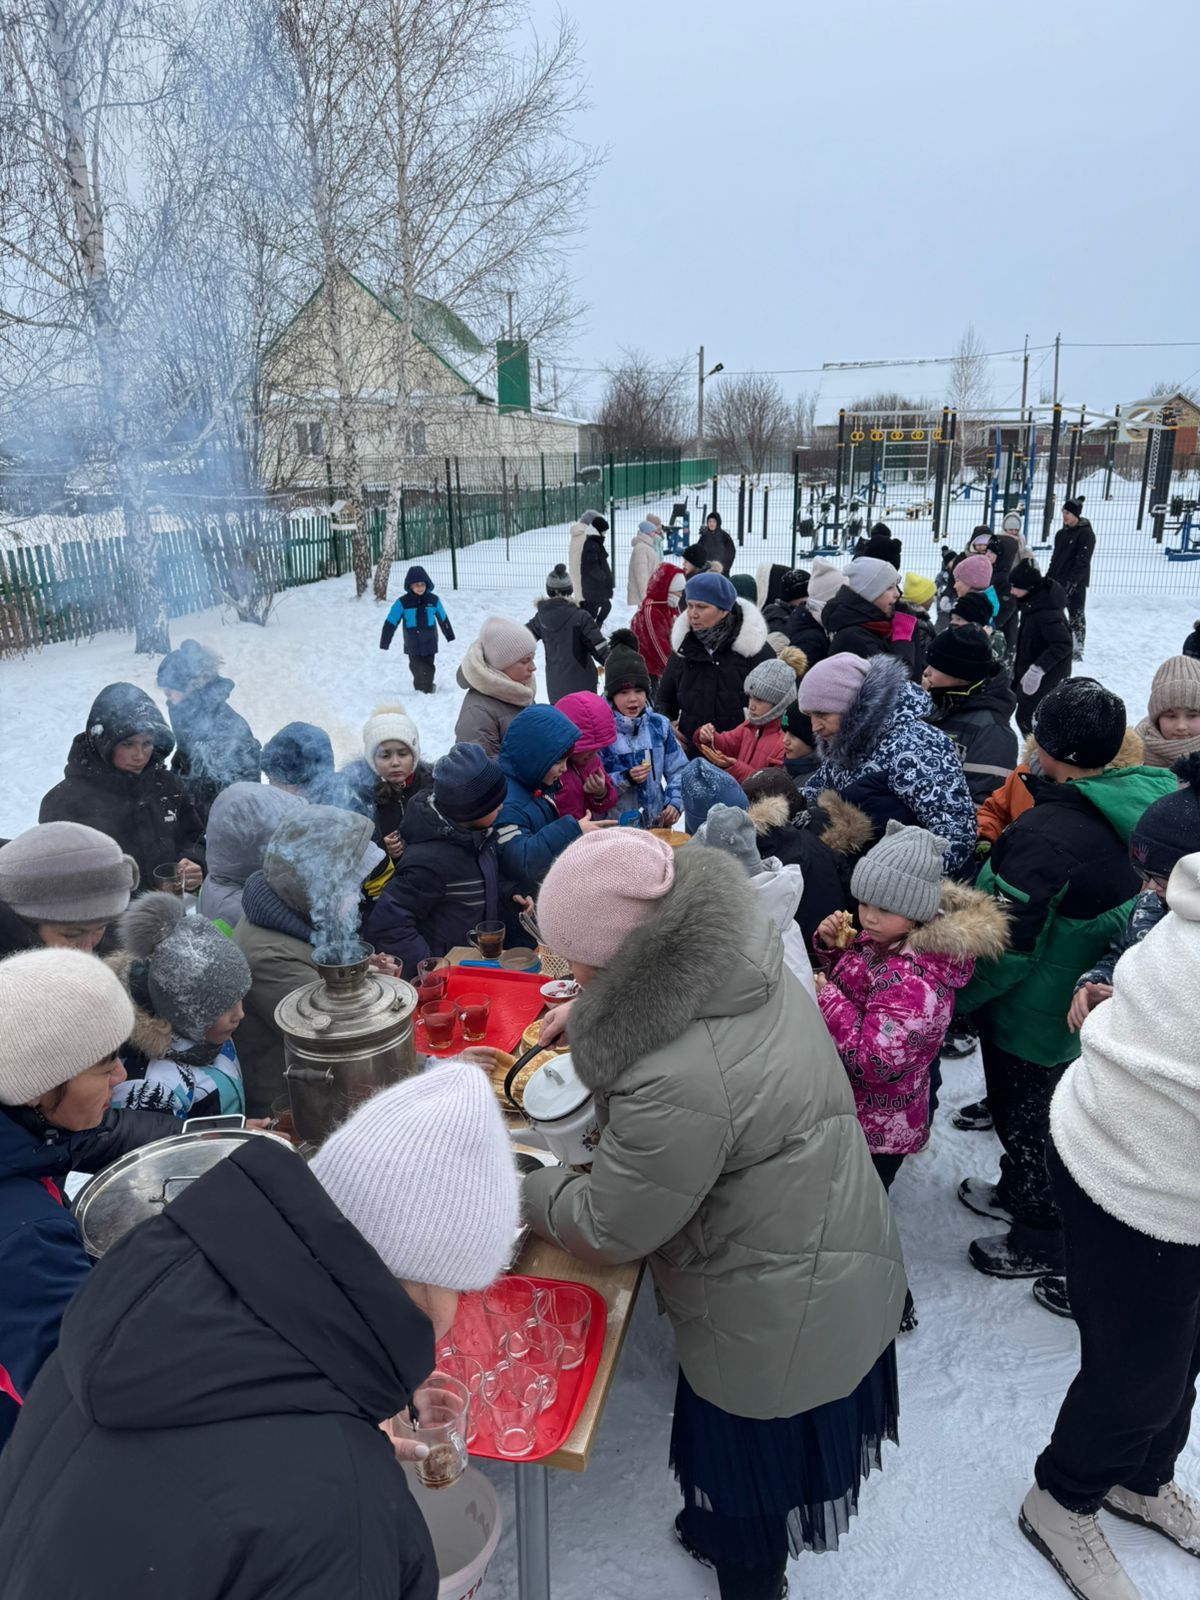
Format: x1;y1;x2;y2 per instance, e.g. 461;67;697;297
388;1370;471;1489
457;991;491;1043
481;1361;549;1458
419;998;459;1050
536;1284;592;1370
469;921;506;961
153;863;184;897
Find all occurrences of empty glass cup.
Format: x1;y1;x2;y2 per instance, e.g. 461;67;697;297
436;1352;484;1445
481;1361;548;1457
536;1284;592;1370
482;1275;540;1344
500;1323;564;1409
389;1370;470;1490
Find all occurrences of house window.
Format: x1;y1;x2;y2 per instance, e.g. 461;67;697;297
407;421;427;455
296;422;323;458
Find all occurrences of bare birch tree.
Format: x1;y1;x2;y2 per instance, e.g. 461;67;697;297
947;323;991;456
705;373;790;475
792;389;819;446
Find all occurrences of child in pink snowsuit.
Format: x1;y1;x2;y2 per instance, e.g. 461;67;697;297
814;821;1008;1185
553;691;618;821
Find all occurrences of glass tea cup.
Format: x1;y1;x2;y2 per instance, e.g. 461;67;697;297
419;998;459;1050
500;1323;564;1409
436;1352;484;1445
388;1370;470;1490
448;1299;502;1374
457;990;491;1043
482;1275;540;1344
481;1361;549;1458
536;1284;592;1370
470;920;506;961
153;863;184;897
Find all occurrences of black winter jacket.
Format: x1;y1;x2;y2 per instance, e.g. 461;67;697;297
1012;577;1073;728
0;1137;438;1600
699;519;737;575
341;757;435;849
655;599;776;747
822;586;923;679
745;792;851;948
526;597;608;703
1047;517;1096;593
579;532;614;607
926;675;1019;802
40;740;205;887
168;677;262;820
761;601;829;665
853;528;903;569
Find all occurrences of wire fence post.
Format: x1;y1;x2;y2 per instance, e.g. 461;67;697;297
737;474;746;545
1041;404;1063;545
1151;408;1179;544
761;482;770;540
711;472;719;521
942;410;958;541
1104;409;1118;501
932;406;949;538
540;454;547;527
399;484;408;561
790;449;801;567
747;480;755;538
833;410;846;545
444;457;459;590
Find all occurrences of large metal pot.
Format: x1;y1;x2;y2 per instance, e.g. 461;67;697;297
275;941;418;1145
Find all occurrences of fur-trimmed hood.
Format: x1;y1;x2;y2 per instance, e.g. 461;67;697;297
904;880;1010;961
748;788;874;860
566;848;781;1091
105;949;174;1059
820;655;928;770
456;638;536;708
670;597;769;660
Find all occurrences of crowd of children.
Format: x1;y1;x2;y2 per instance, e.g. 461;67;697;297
1;503;1199;1600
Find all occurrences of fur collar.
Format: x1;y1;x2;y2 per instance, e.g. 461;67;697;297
811;790;875;857
457;638;536;708
905;881;1010;961
748;793;793;834
669;597;769;659
105;950;173;1058
567;849;772;1091
821;656;926;769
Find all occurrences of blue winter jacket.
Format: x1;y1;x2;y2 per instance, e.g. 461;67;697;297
496;706;582;891
0;1103;176;1450
600;706;687;822
380;566;455;657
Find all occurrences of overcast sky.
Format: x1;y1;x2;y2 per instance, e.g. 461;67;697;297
530;0;1199;422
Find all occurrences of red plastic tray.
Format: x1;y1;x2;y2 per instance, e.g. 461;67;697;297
449;1276;607;1464
417;967;546;1057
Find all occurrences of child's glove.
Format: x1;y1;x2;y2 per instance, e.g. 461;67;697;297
1020;664;1044;695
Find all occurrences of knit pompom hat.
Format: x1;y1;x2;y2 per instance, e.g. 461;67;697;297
850;820;947;924
363;703;421;765
685;571;737;612
479;616;537;670
1147;656;1200;722
0;947;134;1105
845;557;899;602
119;893;252;1040
434;742;508;824
1034;678;1126;769
744;656;800;714
953;555;994;591
0;822;138;924
693;804;765;877
310;1061;519;1290
796;652;871;715
604;644;651;698
545;563;573;596
536;830;676;968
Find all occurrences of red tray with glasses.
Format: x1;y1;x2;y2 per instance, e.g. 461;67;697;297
447;1277;607;1464
415;967;546;1056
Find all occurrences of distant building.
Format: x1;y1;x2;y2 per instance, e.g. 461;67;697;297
1098;393;1200;455
260;274;589;489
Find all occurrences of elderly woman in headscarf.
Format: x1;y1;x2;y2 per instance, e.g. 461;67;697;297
525;829;906;1600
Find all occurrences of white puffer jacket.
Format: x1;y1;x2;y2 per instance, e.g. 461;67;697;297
1050;852;1200;1245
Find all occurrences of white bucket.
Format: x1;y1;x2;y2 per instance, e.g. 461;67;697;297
403;1464;502;1600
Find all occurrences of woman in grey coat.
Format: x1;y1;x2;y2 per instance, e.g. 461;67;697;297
526;830;907;1600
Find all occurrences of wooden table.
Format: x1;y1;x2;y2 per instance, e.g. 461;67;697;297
506;1234;644;1597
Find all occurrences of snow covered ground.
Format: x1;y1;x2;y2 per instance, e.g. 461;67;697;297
1;533;1198;1599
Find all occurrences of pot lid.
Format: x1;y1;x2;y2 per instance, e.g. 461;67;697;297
73;1128;294;1258
275;970;417;1041
520;1053;591;1123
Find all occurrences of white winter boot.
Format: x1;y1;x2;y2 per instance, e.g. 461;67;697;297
1019;1486;1142;1599
1104;1481;1200;1557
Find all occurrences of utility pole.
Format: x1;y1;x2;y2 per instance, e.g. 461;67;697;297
506;291;514;340
1019;333;1029;421
697;345;705;450
1052;331;1061;407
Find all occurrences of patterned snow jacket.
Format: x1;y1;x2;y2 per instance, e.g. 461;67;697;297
600;706;687;823
816;883;1009;1154
1075;888;1167;992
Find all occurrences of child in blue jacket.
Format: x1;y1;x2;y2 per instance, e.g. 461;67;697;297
496;705;606;893
380;565;455;694
599;640;686;826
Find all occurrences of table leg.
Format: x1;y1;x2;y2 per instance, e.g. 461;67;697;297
515;1463;551;1600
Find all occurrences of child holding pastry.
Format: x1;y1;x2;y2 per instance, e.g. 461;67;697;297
691;653;805;783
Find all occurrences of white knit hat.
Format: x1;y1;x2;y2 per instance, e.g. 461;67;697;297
479;616;537;670
363;703;421;764
309;1061;519;1290
0;948;134;1105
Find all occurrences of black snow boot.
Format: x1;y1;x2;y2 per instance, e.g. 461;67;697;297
957;1176;1014;1224
969;1226;1064;1279
941;1020;979;1060
1032;1274;1074;1319
951;1097;994;1132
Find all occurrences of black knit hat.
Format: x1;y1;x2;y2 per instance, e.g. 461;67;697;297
927;624;996;684
433;741;508;824
951;592;994;628
1033;678;1126;769
1009;557;1043;592
1130;754;1200;878
779;568;811;602
262;722;334;787
780;704;814;746
604;643;651;697
1064;497;1084;518
681;542;709;569
545;563;573;596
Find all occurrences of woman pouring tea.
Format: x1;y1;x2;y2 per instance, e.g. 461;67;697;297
524;829;907;1600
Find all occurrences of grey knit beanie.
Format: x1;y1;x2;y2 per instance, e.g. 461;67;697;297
845;557;900;603
850;820;946;923
118;893;251;1040
0;948;134;1105
0;822;138;924
694;804;765;877
744;657;799;718
310;1061;520;1290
